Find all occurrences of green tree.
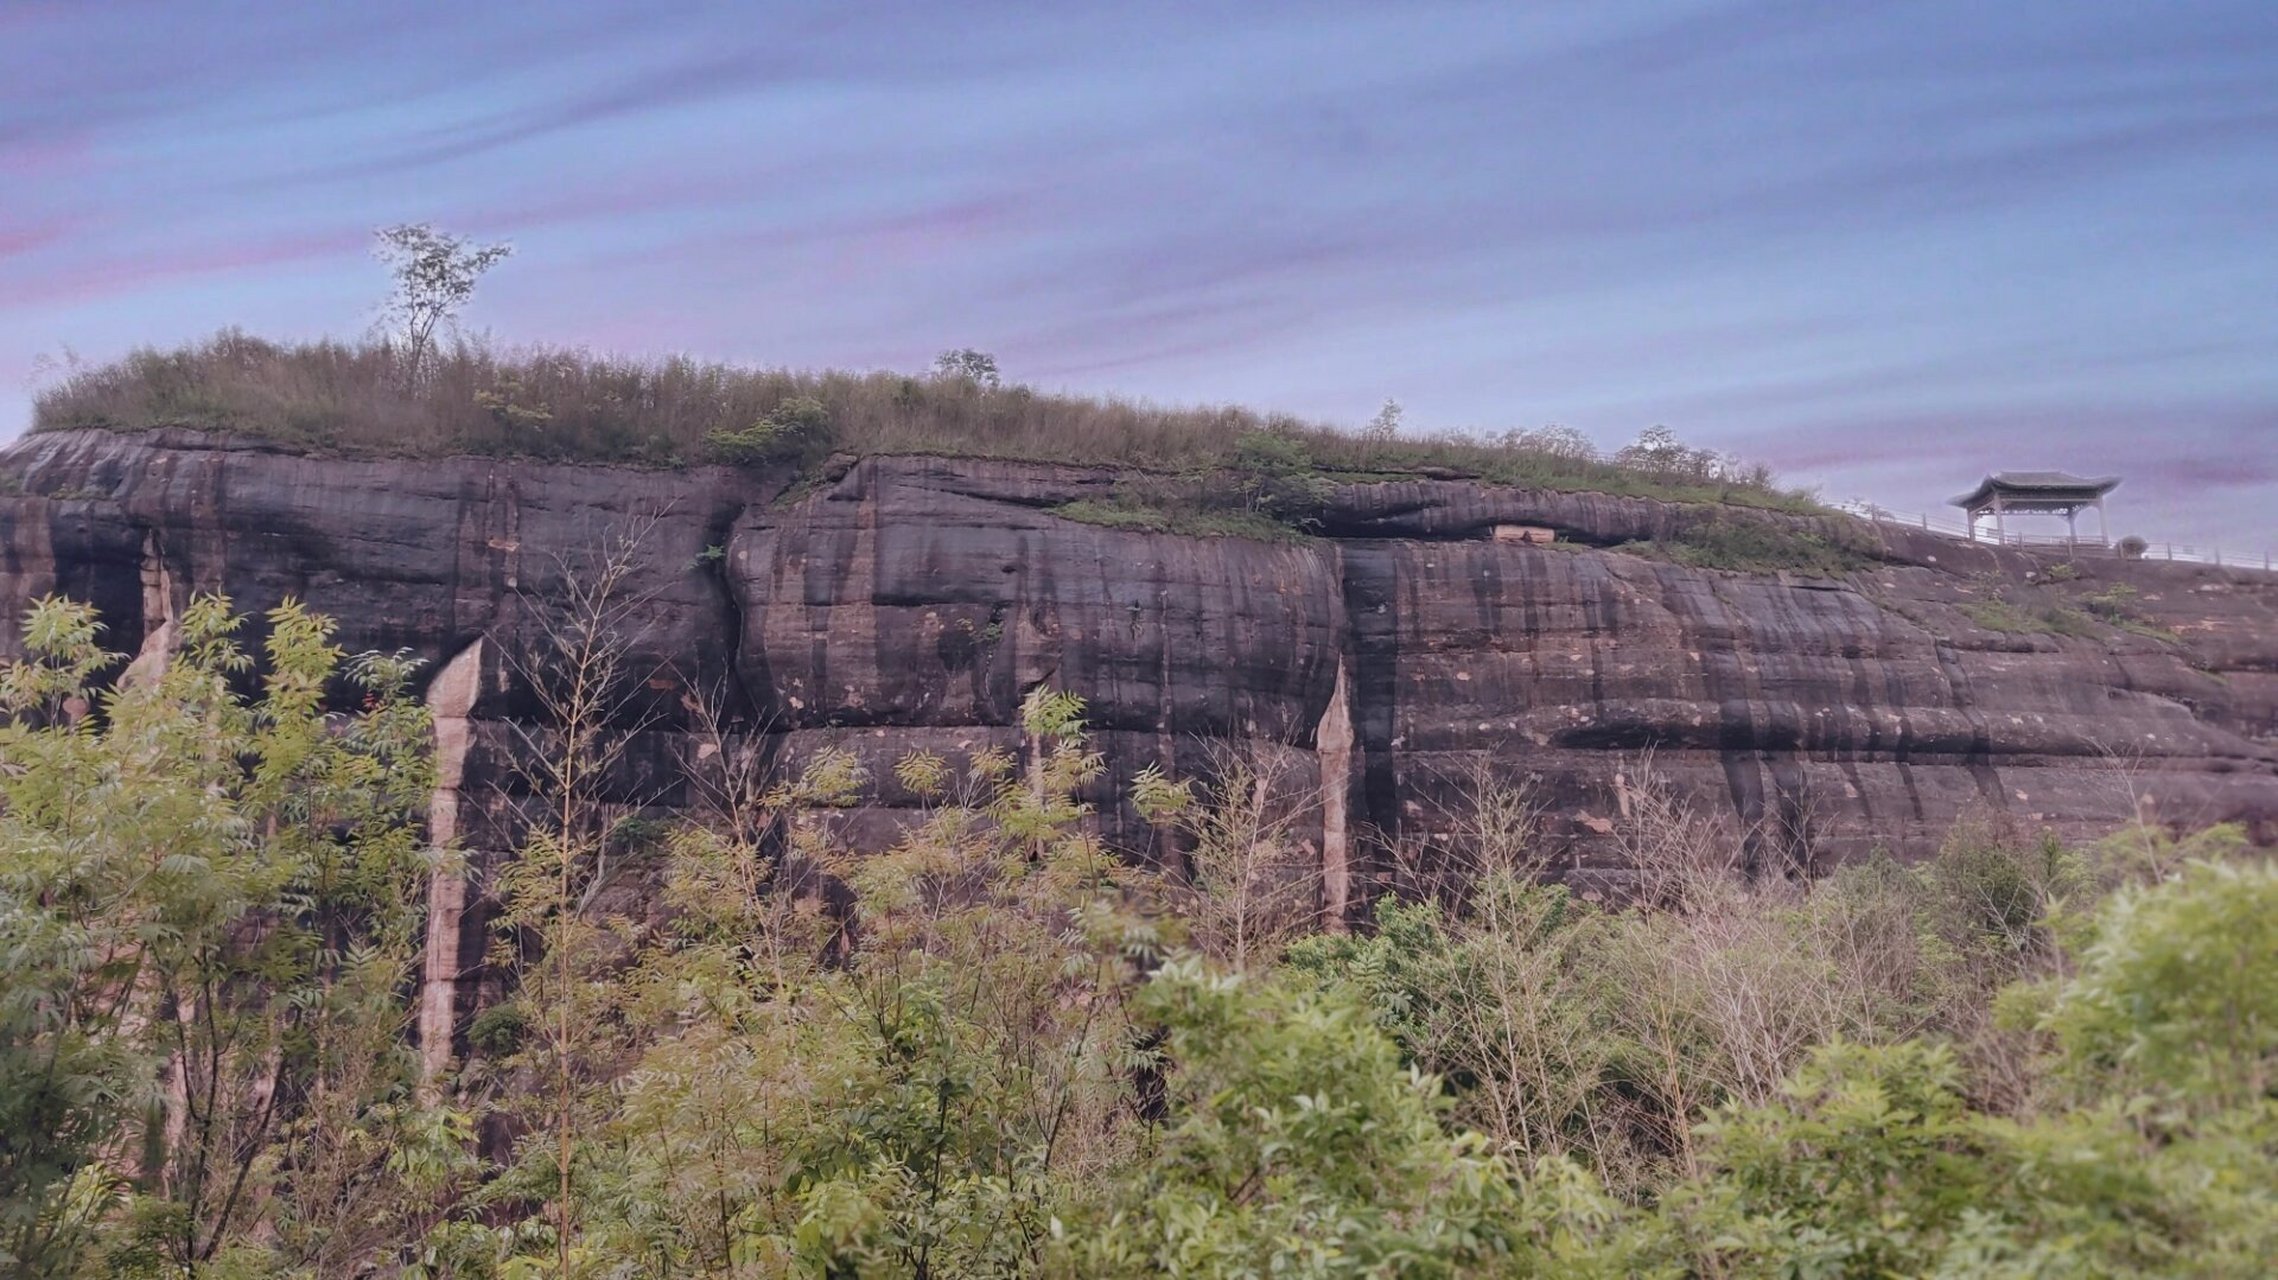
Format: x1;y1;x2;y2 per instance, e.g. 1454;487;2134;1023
0;595;465;1277
375;223;513;383
1664;1040;2022;1276
1071;959;1521;1278
2043;855;2278;1113
462;689;1166;1278
1287;877;1618;1173
1360;399;1403;443
931;349;1001;389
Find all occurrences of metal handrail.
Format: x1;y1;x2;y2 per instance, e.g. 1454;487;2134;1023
1834;501;2275;572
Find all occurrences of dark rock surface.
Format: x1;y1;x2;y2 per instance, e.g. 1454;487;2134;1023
5;430;2275;1047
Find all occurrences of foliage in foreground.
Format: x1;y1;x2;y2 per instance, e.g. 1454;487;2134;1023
2;595;2274;1277
0;596;456;1278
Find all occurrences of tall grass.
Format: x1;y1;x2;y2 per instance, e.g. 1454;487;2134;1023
31;331;1822;511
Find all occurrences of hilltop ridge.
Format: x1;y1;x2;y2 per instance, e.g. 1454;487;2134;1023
31;331;1821;514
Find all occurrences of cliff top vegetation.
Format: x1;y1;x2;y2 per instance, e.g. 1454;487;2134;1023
31;330;1825;514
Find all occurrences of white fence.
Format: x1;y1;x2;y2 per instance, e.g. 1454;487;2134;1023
1833;501;2275;573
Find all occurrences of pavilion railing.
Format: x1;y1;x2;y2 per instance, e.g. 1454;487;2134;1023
1833;501;2276;573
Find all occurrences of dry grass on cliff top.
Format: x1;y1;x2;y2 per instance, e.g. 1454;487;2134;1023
33;331;1823;512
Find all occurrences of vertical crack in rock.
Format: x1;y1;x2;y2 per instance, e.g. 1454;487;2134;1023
418;638;485;1085
1338;542;1404;853
121;531;176;687
1317;652;1355;931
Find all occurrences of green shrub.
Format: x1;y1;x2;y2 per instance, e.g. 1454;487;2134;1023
2074;582;2175;639
1050;498;1172;533
1961;598;2101;638
1617;512;1872;576
1054;497;1316;543
465;1003;532;1058
1675;1041;2011;1278
1071;959;1521;1277
702;395;834;467
2043;857;2278;1113
1225;428;1337;529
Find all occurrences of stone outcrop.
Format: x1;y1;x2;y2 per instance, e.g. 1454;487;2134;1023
5;429;2275;1056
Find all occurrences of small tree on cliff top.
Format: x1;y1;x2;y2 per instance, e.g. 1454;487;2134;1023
931;348;1001;389
374;223;512;384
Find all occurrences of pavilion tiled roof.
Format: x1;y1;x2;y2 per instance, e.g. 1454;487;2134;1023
1951;472;2121;509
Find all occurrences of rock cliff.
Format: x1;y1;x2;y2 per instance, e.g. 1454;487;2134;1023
5;430;2275;1047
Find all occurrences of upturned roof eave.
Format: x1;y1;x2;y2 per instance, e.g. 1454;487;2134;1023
1949;473;2123;509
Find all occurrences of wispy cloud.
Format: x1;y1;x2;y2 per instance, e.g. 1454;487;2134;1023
1;230;370;310
0;219;76;261
2;0;2274;547
288;50;791;183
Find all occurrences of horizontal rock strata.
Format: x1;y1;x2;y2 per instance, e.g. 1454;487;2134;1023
5;429;2274;1055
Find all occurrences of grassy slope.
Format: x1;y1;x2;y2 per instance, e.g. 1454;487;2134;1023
33;331;1827;515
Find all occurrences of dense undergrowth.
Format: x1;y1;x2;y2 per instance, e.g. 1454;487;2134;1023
32;332;1824;516
1961;578;2178;642
1614;508;1880;576
6;593;2271;1277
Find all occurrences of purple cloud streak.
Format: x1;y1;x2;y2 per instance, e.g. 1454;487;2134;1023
2;0;2273;550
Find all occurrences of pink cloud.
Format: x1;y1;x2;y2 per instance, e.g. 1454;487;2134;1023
0;228;370;311
0;218;75;260
820;195;1031;278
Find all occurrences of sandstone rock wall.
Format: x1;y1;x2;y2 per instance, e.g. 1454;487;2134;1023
5;430;2274;1055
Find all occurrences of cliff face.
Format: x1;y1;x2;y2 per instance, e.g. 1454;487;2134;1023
5;430;2276;1039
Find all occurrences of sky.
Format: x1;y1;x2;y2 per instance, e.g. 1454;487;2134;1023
4;0;2276;550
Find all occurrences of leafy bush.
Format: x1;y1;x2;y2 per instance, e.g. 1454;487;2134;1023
2042;858;2278;1113
464;1003;531;1058
1673;1041;2008;1277
702;395;834;467
1224;428;1337;529
0;595;463;1277
1069;960;1521;1277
